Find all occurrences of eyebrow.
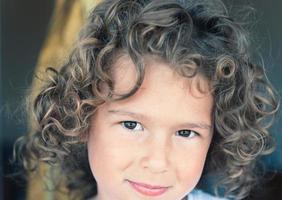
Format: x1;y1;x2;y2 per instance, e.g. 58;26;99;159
108;109;212;131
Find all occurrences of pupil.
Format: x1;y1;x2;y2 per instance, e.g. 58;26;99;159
179;130;190;137
125;121;136;129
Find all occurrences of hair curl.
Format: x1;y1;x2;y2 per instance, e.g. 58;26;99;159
15;0;280;199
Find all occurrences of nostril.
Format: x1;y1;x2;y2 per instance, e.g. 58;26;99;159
146;159;169;173
140;147;169;173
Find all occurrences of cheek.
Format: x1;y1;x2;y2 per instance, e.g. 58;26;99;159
174;145;210;191
87;126;134;182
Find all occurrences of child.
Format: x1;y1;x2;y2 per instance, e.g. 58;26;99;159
15;0;280;199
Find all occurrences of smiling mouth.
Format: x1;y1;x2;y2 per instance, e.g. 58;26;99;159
127;180;170;196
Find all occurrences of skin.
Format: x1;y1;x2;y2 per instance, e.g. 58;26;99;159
88;55;214;200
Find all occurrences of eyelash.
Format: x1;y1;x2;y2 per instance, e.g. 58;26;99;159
175;129;199;138
120;121;144;131
120;120;199;138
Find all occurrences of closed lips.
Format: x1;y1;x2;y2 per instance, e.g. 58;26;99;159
127;180;171;196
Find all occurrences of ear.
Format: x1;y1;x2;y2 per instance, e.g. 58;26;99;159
79;132;89;142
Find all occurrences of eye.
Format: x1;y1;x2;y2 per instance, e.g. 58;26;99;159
121;121;144;131
176;129;198;138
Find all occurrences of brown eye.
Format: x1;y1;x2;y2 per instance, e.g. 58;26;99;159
121;121;143;131
176;130;198;138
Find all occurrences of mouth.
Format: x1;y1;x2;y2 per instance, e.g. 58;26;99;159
127;180;170;196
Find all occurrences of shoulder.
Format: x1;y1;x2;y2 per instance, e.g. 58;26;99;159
188;189;229;200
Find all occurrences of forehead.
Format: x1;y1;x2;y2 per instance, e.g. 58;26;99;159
111;54;211;97
103;54;214;125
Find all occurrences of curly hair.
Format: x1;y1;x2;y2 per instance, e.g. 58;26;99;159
15;0;280;199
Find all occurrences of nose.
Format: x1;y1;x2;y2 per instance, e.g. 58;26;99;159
139;133;170;174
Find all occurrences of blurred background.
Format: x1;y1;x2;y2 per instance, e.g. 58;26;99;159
1;0;281;200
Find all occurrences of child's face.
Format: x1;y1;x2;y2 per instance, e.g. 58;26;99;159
88;55;214;200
